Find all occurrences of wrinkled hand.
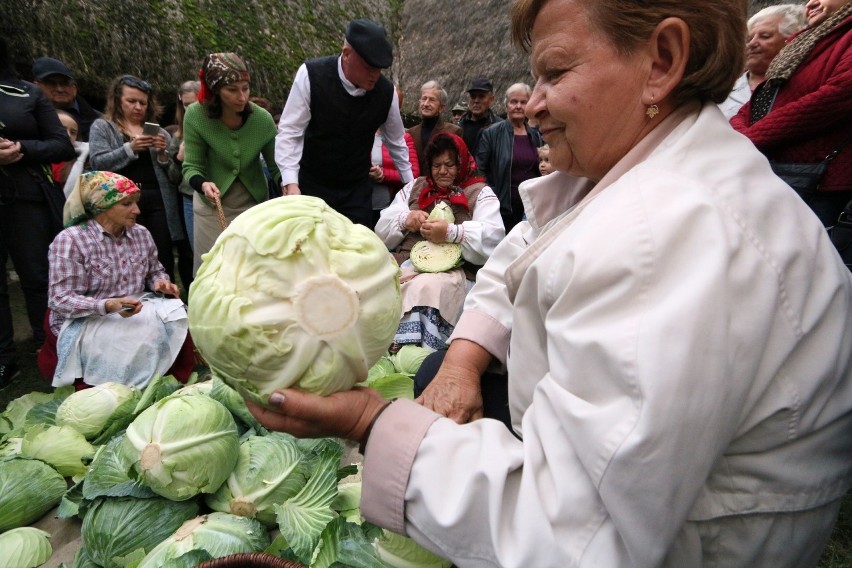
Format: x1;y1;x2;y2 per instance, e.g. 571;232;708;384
368;163;384;182
0;139;23;165
129;134;156;152
283;183;301;196
247;387;388;442
105;296;142;317
201;181;221;200
405;210;429;232
416;362;484;423
419;220;449;243
153;279;180;298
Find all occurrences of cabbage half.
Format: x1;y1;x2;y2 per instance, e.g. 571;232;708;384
189;195;402;403
121;395;239;501
0;527;53;568
0;458;67;531
428;201;455;223
136;512;270;567
206;433;308;526
81;496;198;568
55;382;138;440
410;241;463;273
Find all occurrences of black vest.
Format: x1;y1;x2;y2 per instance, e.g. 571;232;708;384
301;56;394;187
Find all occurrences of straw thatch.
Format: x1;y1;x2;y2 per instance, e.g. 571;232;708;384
2;0;793;120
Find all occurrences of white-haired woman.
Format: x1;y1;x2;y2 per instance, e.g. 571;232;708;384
719;3;807;118
475;82;543;232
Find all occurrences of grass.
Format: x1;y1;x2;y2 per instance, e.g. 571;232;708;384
1;272;851;565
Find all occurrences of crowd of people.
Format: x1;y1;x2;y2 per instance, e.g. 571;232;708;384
2;0;852;564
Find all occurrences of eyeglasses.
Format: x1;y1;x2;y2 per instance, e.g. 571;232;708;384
431;162;459;172
118;75;152;93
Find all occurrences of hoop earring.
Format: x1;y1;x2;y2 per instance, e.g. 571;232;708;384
646;96;659;119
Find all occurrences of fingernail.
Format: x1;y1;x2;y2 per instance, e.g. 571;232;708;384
269;392;285;407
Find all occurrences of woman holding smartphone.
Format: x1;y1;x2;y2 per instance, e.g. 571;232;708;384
89;75;184;282
182;52;281;273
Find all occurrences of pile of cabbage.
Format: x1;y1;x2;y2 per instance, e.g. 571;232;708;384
0;373;448;568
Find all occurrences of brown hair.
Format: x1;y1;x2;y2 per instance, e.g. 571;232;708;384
174;80;201;138
103;75;162;127
511;0;746;105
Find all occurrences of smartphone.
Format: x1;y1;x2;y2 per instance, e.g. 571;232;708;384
120;305;134;313
142;122;160;136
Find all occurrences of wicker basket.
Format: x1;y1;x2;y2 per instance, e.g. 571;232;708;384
195;552;306;568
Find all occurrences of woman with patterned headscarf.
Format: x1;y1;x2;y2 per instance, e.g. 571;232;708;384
38;171;194;389
182;52;282;273
731;0;852;226
375;132;504;350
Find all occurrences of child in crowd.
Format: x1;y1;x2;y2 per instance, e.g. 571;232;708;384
51;109;89;196
538;144;555;176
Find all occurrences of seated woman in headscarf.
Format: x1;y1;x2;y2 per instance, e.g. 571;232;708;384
37;171;195;389
375;132;504;350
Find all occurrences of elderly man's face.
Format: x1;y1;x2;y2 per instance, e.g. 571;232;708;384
467;90;494;119
419;88;444;119
341;45;382;91
746;16;788;76
35;74;77;109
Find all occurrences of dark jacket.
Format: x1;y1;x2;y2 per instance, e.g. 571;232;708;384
459;109;500;156
67;95;102;142
475;119;543;215
408;117;461;174
0;79;75;202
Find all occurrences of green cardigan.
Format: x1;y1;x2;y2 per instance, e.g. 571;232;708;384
182;102;281;205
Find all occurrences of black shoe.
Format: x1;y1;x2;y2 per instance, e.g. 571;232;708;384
0;362;20;389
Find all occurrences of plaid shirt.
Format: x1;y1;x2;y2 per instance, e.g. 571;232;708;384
47;220;169;335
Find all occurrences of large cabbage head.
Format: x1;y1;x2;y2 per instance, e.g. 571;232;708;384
189;195;402;403
0;458;67;531
121;395;239;501
55;382;138;440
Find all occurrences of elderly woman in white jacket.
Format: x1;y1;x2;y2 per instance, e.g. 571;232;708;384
248;0;852;566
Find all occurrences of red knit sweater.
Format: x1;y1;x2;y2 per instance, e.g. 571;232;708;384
731;15;852;191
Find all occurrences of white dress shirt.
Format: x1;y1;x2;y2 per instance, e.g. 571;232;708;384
275;57;413;186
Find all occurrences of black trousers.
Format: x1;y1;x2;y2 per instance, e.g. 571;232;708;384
136;186;175;282
299;173;373;228
413;349;513;432
0;198;57;361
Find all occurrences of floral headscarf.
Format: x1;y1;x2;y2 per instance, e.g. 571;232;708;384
418;132;485;211
198;52;250;103
63;171;140;227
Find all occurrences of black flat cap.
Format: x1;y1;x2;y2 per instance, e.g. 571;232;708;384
346;19;393;69
467;78;493;93
32;57;74;80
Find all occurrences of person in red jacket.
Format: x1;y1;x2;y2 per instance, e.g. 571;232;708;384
731;0;852;226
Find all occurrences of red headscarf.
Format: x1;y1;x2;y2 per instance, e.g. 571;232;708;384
418;132;485;211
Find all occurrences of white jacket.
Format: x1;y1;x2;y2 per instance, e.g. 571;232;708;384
361;103;852;567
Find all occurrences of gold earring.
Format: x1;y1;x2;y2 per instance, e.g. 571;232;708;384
646;96;659;119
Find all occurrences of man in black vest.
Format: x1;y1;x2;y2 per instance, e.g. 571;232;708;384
275;19;413;227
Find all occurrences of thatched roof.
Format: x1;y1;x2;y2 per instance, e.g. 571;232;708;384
3;0;789;121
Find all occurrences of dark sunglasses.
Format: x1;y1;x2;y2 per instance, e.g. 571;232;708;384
118;75;152;94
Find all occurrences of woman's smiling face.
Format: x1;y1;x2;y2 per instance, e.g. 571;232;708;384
524;0;652;181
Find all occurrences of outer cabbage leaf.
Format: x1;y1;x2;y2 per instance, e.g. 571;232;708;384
189;196;402;404
206;432;307;526
55;383;139;440
0;386;73;436
19;424;94;477
390;345;432;376
362;372;415;401
375;530;453;568
83;434;156;500
0;527;52;568
273;442;340;564
0;457;66;531
81;496;198;568
136;513;269;567
121;395;239;501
